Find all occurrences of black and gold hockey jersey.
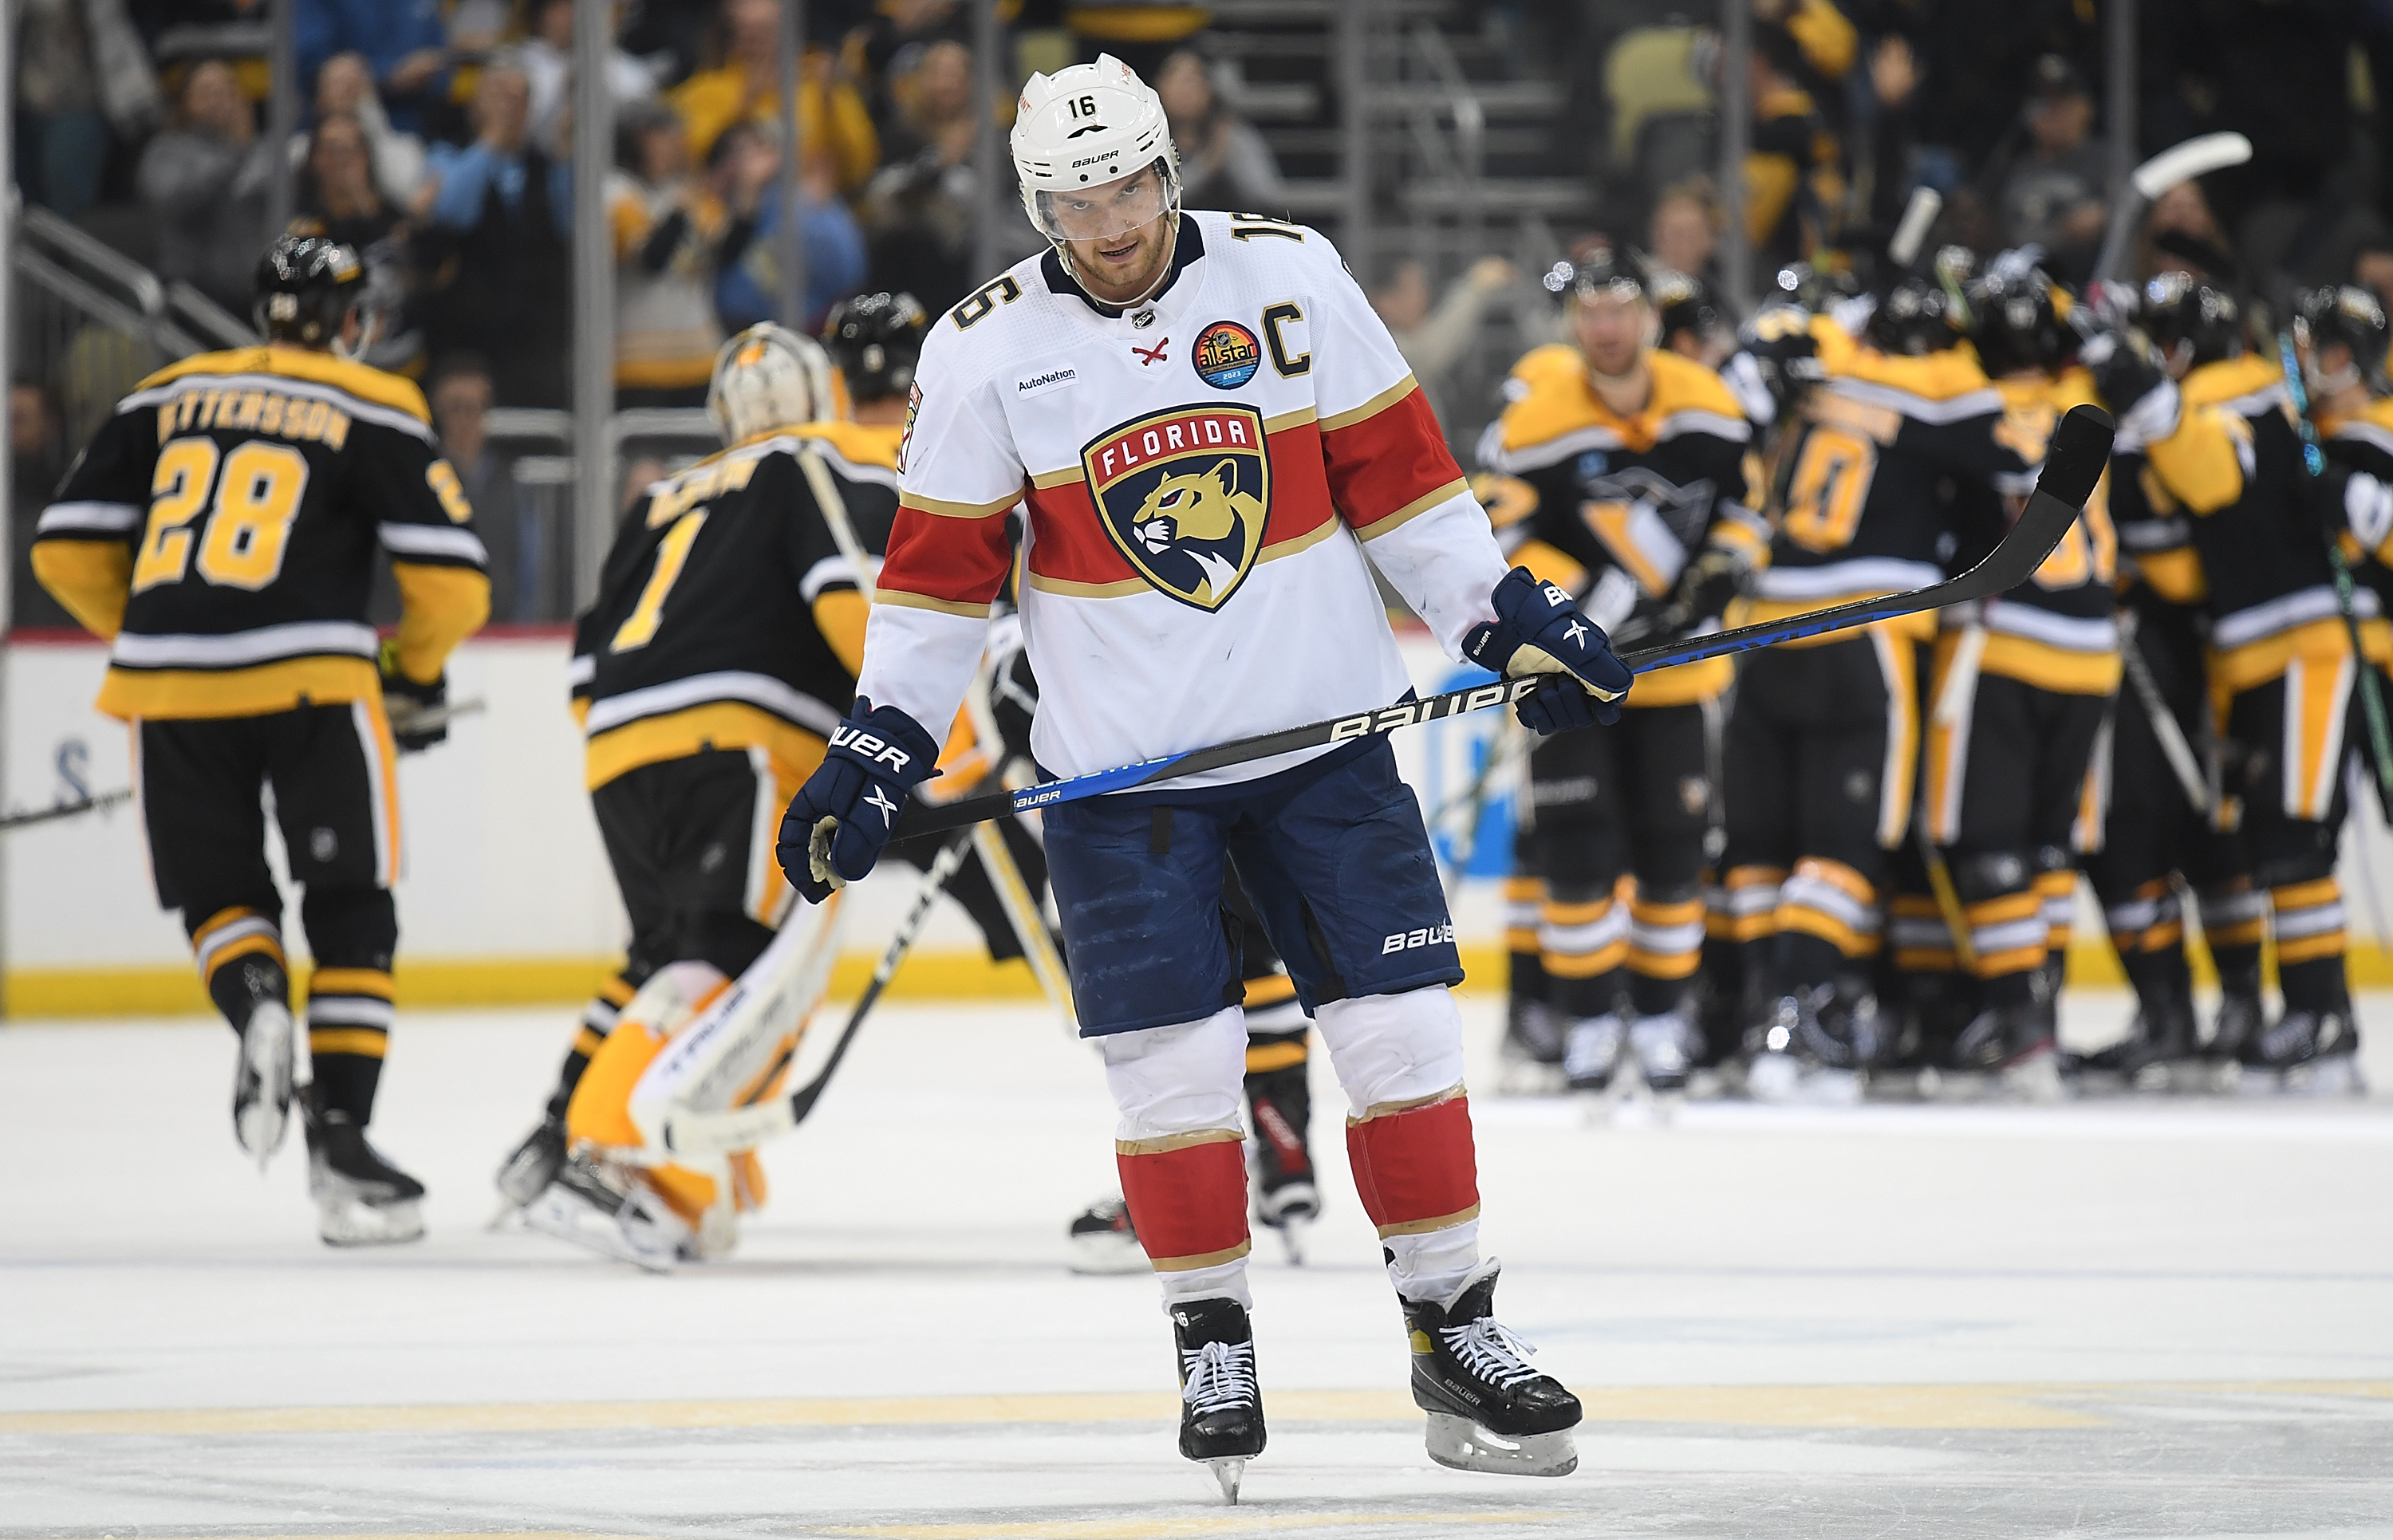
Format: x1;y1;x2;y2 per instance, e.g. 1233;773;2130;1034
2316;395;2393;611
1945;370;2120;695
33;345;488;719
1743;341;2033;646
570;422;900;791
1474;344;1762;706
2141;353;2364;694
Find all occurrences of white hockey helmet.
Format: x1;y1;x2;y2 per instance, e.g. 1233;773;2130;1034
1011;53;1180;254
706;322;835;445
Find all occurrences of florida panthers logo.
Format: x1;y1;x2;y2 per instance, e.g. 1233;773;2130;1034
1082;404;1271;611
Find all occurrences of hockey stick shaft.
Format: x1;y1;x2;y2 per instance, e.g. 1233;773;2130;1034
0;787;132;831
2115;612;2212;814
2091;132;2252;283
888;407;2114;842
662;827;974;1158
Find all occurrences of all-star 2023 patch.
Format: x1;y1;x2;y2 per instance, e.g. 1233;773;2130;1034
1193;321;1264;390
1081;404;1271;611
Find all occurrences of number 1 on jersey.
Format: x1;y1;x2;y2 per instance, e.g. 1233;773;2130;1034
612;510;708;652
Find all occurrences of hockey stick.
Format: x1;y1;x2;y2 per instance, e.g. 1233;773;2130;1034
2115;610;2212;814
2276;330;2393;814
887;405;2115;842
2090;132;2253;286
383;695;487;738
659;827;975;1159
0;787;132;831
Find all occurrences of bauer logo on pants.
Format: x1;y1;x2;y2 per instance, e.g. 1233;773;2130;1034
1082;404;1271;611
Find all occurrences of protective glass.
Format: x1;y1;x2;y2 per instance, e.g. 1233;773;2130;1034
1031;158;1178;245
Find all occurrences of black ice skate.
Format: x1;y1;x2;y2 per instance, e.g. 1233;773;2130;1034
302;1091;425;1246
2202;991;2265;1090
522;1153;686;1273
2076;987;2198;1094
1400;1260;1580;1477
231;995;296;1169
1247;1063;1318;1264
1949;1001;2062;1101
493;1109;568;1214
1066;1193;1147;1274
2237;1009;2366;1097
1499;993;1567;1095
1171;1296;1265;1503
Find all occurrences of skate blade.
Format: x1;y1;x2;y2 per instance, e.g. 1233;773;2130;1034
2280;1058;2368;1097
317;1196;424;1247
1271;1214;1310;1266
522;1186;676;1272
1206;1456;1247;1503
484;1197;522;1232
1066;1231;1150;1276
1423;1411;1578;1477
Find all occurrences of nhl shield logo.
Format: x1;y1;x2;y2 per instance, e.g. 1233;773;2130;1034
1082;404;1271;611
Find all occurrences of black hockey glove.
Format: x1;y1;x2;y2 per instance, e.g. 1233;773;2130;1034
1463;566;1634;735
777;697;941;904
378;640;449;753
2079;330;2179;453
1669;543;1752;632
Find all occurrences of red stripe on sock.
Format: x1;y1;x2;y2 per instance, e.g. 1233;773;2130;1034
1346;1095;1480;1231
1117;1140;1249;1265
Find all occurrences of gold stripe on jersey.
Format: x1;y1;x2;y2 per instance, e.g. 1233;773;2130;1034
1258;515;1346;566
797;418;905;472
901;488;1022;520
312;967;394;999
96;656;380;721
133;345;434;426
875;587;995;618
1349;476;1469;540
1318;376;1421;435
584;699;829;792
30;541;132;639
308;1027;388;1058
1977;633;2123;695
1826;344;1998;405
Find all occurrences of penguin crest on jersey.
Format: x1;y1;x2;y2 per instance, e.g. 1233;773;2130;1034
1082;404;1271;610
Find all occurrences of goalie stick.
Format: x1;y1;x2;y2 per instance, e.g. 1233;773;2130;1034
887;404;2115;843
657;826;975;1158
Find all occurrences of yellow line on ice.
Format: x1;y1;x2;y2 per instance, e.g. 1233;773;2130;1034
3;1380;2384;1437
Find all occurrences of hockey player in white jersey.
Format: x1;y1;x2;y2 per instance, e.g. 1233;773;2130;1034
776;56;1630;1499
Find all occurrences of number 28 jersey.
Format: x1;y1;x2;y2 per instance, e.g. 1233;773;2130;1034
33;346;489;719
860;211;1510;789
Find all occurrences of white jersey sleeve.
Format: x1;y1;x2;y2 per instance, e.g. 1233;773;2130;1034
854;309;1023;735
1297;239;1508;657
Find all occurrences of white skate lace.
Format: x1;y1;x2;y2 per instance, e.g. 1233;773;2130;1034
1440;1317;1543;1391
1180;1339;1259;1415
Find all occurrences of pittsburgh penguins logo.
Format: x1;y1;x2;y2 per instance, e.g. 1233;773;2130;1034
1082;404;1271;611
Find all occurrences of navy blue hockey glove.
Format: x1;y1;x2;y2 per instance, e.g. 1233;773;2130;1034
1462;567;1634;735
778;697;941;904
378;639;449;753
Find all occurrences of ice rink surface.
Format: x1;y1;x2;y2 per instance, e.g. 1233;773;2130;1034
4;991;2391;1538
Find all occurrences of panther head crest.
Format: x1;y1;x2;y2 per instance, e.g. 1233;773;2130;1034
1129;458;1267;603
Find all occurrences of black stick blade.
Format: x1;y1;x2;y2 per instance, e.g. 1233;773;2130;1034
2039;404;2115;512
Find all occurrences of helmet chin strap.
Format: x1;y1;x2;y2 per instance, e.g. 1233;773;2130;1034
1057;211;1182;313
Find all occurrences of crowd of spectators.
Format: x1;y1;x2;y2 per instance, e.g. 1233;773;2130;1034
23;1;2393;624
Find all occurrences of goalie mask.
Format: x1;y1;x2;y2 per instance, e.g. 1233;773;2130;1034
1011;53;1182;305
706;322;835;445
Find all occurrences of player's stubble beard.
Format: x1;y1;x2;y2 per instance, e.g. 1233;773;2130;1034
1068;211;1177;309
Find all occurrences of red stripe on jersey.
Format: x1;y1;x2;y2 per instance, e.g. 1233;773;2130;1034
1321;386;1465;530
1118;1138;1249;1266
1023;419;1343;587
880;505;1015;607
1346;1093;1480;1230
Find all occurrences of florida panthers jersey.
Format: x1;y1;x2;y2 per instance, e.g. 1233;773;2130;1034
859;211;1509;789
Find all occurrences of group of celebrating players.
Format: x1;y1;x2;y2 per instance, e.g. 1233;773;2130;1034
25;49;2383;1501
